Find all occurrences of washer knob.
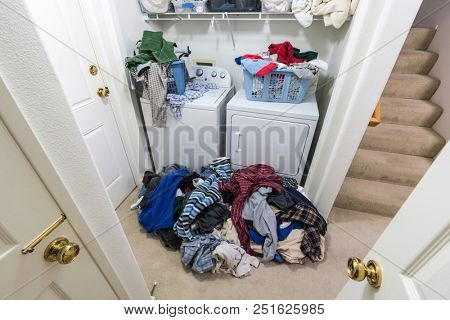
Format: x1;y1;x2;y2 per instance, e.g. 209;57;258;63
196;68;203;77
219;72;226;79
211;71;217;77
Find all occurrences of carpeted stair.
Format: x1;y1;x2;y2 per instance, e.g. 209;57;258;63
333;27;445;218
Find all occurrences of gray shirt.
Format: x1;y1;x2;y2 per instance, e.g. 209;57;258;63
242;186;278;261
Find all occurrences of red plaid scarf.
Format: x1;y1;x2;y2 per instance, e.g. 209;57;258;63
219;164;281;254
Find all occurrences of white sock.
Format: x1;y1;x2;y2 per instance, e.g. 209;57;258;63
130;196;144;210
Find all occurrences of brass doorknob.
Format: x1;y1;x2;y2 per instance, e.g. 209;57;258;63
44;237;80;264
347;257;382;288
97;87;110;97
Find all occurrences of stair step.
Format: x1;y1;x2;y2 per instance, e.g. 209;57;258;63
360;123;445;157
393;49;438;74
348;149;433;187
403;27;436;50
380;97;442;127
334;177;413;217
383;74;440;100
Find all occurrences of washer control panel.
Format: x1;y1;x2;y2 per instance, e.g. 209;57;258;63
192;66;232;88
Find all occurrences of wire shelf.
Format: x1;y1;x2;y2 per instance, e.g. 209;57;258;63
145;12;352;22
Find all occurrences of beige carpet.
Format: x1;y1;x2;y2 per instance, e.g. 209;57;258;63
117;188;391;300
334;27;445;217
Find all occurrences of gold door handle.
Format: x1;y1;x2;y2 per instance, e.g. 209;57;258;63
21;213;66;254
44;237;80;264
97;87;110;97
89;64;98;75
347;257;382;288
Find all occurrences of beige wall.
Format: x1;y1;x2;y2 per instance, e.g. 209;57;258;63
415;0;450;141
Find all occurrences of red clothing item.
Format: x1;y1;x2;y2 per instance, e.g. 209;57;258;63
256;62;277;77
242;54;263;60
268;42;303;65
219;164;282;254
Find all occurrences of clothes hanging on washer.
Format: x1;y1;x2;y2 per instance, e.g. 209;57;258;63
125;31;177;73
167;82;210;119
137;31;178;65
133;62;169;128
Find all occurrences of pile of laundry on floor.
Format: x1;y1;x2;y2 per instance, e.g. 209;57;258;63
131;158;327;278
125;31;207;127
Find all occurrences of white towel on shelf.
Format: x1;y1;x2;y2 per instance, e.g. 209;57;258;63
139;0;169;13
311;0;359;29
292;0;313;28
262;0;292;13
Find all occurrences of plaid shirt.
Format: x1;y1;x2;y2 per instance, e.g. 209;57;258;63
180;234;222;273
219;164;282;254
277;194;327;262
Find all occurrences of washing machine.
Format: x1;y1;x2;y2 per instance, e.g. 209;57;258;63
142;66;234;172
226;88;319;181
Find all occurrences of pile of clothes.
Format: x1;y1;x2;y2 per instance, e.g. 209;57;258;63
125;31;208;127
132;158;328;278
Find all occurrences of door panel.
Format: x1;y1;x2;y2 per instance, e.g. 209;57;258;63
338;142;450;300
26;0;135;208
0;119;116;299
230;114;309;176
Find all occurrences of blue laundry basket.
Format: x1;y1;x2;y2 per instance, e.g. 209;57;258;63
167;60;186;95
243;69;311;104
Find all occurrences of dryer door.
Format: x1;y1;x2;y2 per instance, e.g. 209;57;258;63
230;114;310;176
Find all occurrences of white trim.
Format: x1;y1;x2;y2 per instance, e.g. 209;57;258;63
304;0;423;219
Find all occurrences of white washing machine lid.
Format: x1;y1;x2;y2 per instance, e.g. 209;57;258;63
227;89;319;121
183;87;231;111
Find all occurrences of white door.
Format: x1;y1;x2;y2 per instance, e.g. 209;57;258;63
338;142;450;299
229;114;310;177
25;0;135;208
0;119;117;299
